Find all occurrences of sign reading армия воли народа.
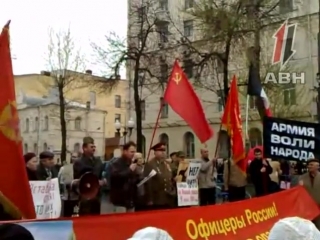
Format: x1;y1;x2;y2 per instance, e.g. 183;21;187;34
263;117;320;161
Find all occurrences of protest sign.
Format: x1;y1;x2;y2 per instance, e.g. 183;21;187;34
29;178;61;219
4;187;319;240
176;160;201;206
263;117;320;161
177;182;199;206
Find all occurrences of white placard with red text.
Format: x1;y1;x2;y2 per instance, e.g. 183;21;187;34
29;178;61;219
176;182;199;206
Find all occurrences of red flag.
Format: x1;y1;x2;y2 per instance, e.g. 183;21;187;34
0;21;35;219
164;60;213;143
221;75;246;173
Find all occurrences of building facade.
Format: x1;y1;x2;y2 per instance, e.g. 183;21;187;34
17;94;106;159
127;0;319;158
14;71;128;138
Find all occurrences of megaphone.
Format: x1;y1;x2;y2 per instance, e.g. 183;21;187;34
78;172;100;200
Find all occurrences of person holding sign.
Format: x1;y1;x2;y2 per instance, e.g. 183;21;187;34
248;148;273;197
144;142;176;210
198;148;217;206
299;159;320;230
223;159;247;202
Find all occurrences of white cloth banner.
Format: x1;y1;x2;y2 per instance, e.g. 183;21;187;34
29;178;61;219
177;182;199;206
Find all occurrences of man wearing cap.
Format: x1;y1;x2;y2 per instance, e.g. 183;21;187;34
73;136;105;215
144;142;176;210
299;158;320;230
36;151;58;180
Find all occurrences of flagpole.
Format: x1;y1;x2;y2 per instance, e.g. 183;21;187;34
214;123;222;157
245;95;250;139
146;103;164;161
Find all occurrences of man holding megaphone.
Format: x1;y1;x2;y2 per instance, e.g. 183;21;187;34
72;137;106;216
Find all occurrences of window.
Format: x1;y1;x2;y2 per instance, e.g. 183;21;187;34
137;6;146;23
183;132;195;158
185;0;193;9
249;128;262;147
90;91;96;106
159;133;169;156
140;100;146;120
33;143;38;155
249;96;257;109
157;24;169;43
44;116;49;130
115;114;121;122
74;143;80;153
215;57;224;73
24;143;28;153
35;117;39;131
217;90;225;112
115;95;121;108
43;142;48;151
159;0;168;10
160;63;169;83
160;97;168;118
218;131;229;158
183;59;193;78
279;0;293;14
25;118;29;132
75;117;81;130
283;85;296;106
183;20;193;37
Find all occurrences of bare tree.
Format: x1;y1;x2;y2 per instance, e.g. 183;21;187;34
44;27;86;161
91;0;172;152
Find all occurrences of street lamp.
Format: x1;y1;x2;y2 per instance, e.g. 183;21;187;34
114;117;135;144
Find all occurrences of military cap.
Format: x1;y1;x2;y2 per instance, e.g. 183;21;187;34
151;142;166;151
83;136;94;144
39;151;54;160
0;223;35;240
176;151;185;158
307;158;319;164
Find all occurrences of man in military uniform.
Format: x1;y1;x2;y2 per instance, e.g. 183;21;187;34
73;137;105;216
143;143;176;210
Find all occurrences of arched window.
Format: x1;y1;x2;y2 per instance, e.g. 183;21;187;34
141;135;146;157
24;143;28;153
249;128;262;147
90;91;96;106
33;143;38;154
218;130;229;158
183;132;195;158
44;116;49;130
74;143;80;153
25;118;29;132
35;117;39;131
75;117;81;130
43;142;48;151
159;133;169;156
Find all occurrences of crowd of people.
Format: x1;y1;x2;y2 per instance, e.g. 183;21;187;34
1;136;319;232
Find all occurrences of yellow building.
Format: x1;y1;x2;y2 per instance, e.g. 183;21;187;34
14;70;128;139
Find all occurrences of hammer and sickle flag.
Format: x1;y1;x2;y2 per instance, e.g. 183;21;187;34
0;21;35;219
163;60;213;143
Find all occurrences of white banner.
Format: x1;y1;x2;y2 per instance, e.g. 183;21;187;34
177;182;199;206
29;178;61;219
186;162;201;186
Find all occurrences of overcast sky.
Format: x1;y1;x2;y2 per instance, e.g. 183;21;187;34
0;0;127;75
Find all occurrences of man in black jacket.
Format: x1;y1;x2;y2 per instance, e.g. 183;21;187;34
248;148;273;197
109;141;142;213
73;137;105;216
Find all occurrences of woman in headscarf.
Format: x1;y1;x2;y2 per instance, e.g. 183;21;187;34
24;153;38;181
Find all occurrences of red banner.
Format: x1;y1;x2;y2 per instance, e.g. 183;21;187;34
1;187;319;240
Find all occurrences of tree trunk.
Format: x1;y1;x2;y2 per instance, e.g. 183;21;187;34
58;81;67;162
133;61;143;152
